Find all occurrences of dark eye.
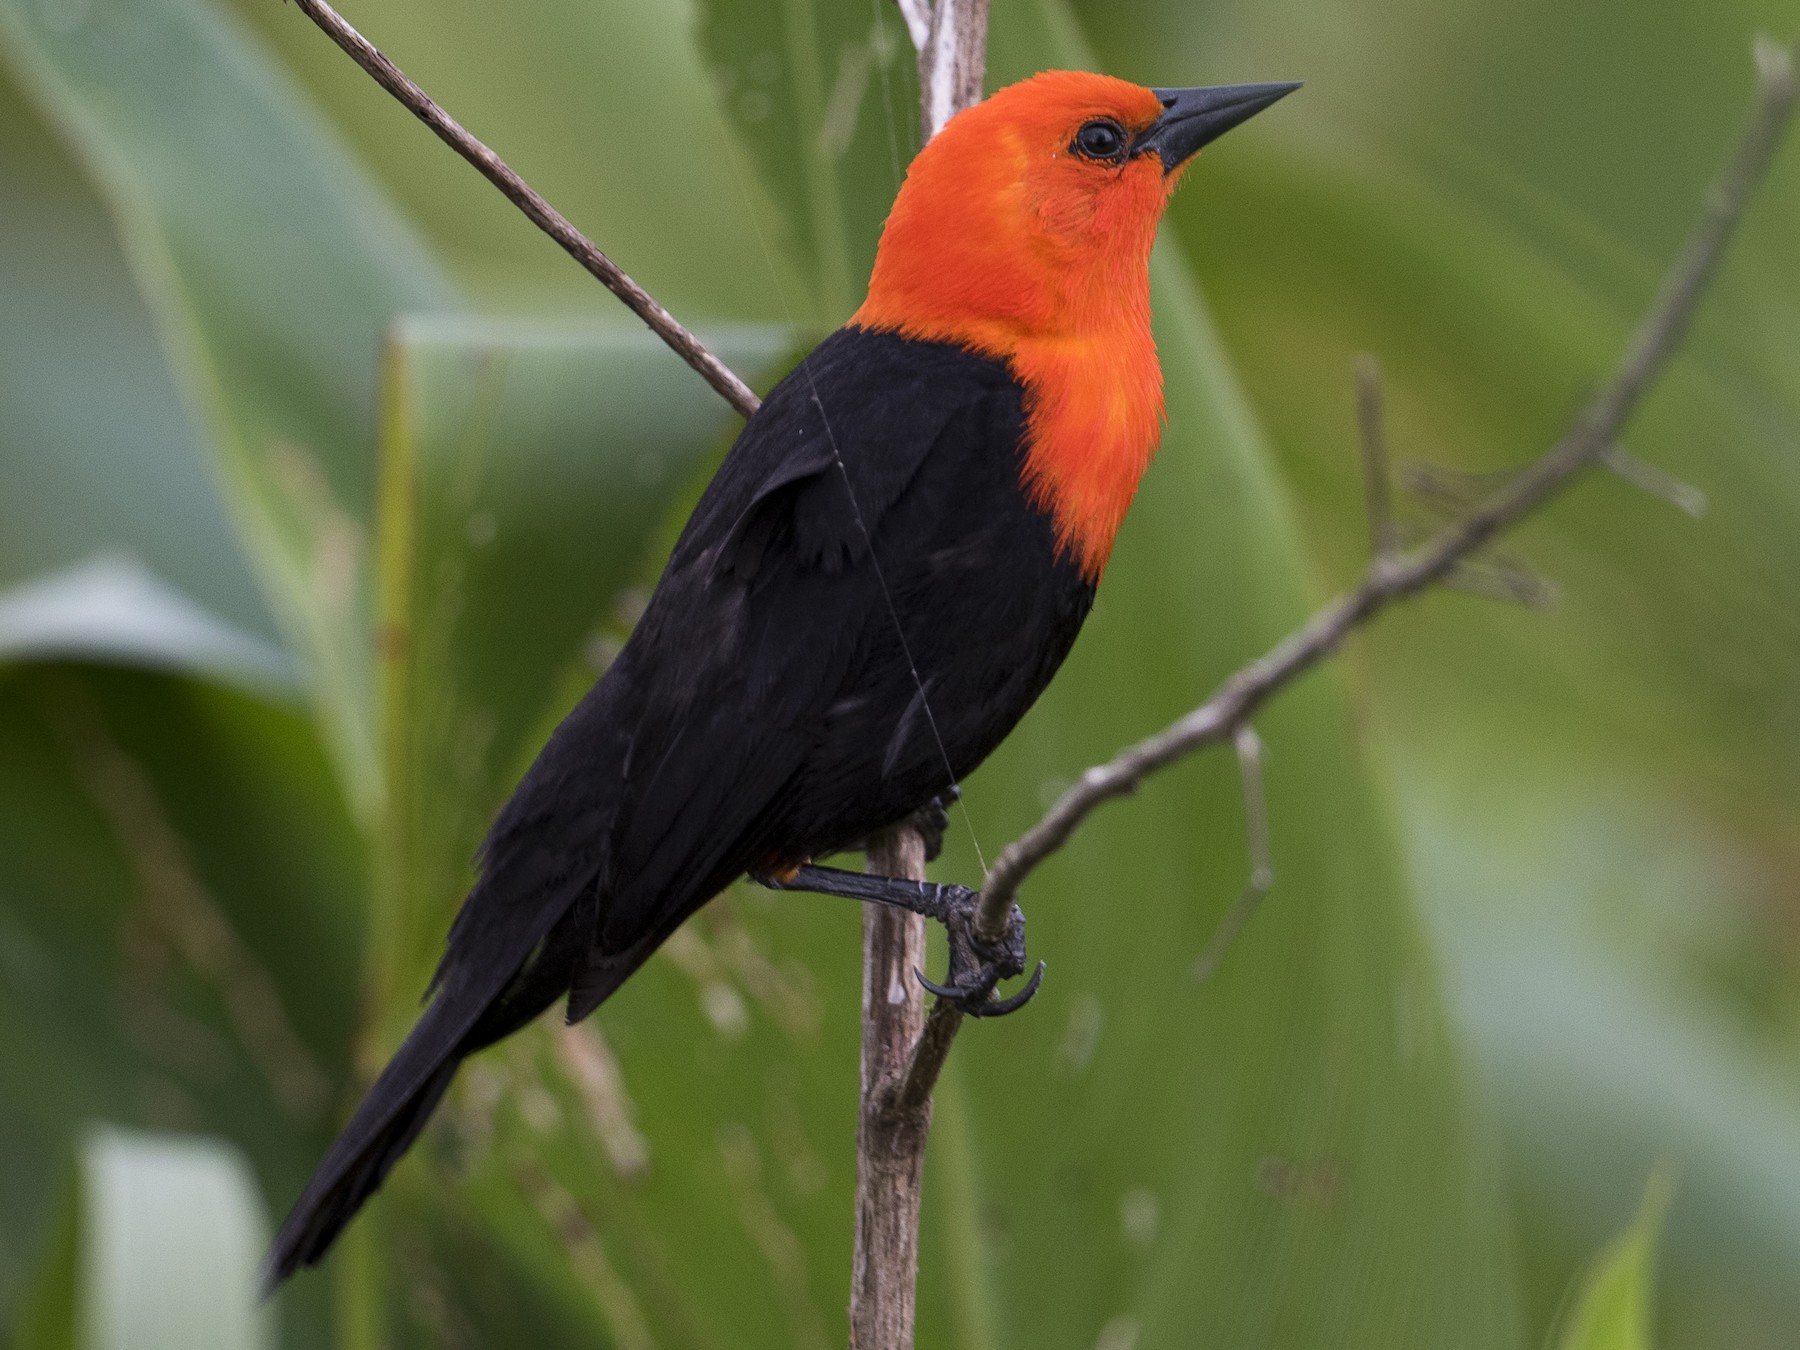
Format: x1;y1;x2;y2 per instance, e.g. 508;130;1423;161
1071;118;1128;162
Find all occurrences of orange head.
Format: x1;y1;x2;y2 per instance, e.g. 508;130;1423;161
852;71;1296;577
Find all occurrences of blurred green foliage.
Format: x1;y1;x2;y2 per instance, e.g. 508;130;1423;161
1554;1168;1672;1350
0;0;1797;1346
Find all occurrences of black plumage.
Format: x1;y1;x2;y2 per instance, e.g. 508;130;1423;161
268;327;1095;1283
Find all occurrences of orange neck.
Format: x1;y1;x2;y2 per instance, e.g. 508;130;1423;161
850;292;1164;582
849;133;1170;580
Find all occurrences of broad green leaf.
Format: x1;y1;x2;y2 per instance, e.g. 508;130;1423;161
0;72;275;645
1449;922;1800;1331
9;1160;78;1350
365;318;789;1030
0;0;459;813
0;557;298;696
1556;1168;1672;1350
78;1128;275;1350
0;664;363;1344
9;1129;273;1349
696;0;922;323
297;317;789;1346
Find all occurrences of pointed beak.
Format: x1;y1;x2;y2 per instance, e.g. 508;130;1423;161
1134;81;1302;173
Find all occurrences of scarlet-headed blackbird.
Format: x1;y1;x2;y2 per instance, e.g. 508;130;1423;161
269;70;1296;1283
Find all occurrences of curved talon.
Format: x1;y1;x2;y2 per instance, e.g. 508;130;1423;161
914;959;1045;1017
915;967;974;1001
975;960;1045;1017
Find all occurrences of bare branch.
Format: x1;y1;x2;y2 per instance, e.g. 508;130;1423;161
288;0;760;419
1354;354;1400;564
1191;726;1272;983
850;12;990;1343
918;0;990;137
892;0;933;53
973;34;1797;946
891;983;963;1116
849;829;932;1350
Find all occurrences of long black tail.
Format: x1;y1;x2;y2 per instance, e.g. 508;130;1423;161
264;882;585;1288
266;678;669;1287
264;992;474;1286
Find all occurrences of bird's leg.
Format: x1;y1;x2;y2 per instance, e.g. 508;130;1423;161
751;862;1044;1018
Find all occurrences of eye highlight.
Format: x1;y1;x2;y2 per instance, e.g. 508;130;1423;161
1070;118;1128;163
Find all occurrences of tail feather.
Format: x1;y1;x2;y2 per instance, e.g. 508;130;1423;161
264;994;471;1288
265;1051;461;1287
265;885;578;1289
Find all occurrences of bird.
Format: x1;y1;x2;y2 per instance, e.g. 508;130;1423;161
267;68;1296;1285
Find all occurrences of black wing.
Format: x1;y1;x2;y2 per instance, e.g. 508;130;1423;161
580;330;1038;970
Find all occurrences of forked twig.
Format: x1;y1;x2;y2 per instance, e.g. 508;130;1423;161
1190;726;1273;984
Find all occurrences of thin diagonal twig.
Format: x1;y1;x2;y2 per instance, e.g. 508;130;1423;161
1190;725;1273;983
288;0;760;419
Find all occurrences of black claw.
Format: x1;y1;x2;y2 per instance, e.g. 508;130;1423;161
915;958;1044;1017
977;961;1045;1017
915;968;977;1001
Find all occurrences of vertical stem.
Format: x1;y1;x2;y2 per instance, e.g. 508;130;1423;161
918;0;990;138
849;828;931;1348
850;6;989;1345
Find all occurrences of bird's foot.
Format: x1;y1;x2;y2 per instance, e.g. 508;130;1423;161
750;862;1043;1017
914;884;1044;1019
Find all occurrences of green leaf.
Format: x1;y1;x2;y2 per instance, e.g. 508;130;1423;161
0;0;459;813
78;1128;275;1350
1556;1168;1673;1350
1445;917;1800;1331
13;1129;275;1350
0;664;364;1342
0;72;275;645
0;557;298;696
1086;0;1800;1339
10;1160;79;1350
224;0;792;323
695;0;922;323
366;318;790;1026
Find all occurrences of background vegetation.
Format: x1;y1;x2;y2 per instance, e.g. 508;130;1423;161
1;0;1797;1345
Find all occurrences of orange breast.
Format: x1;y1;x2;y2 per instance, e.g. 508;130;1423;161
1009;318;1164;579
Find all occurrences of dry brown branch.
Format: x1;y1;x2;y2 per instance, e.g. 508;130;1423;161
849;7;991;1344
891;0;933;53
1189;725;1273;983
849;827;933;1348
918;0;990;138
967;33;1797;948
287;0;761;419
1602;443;1710;517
